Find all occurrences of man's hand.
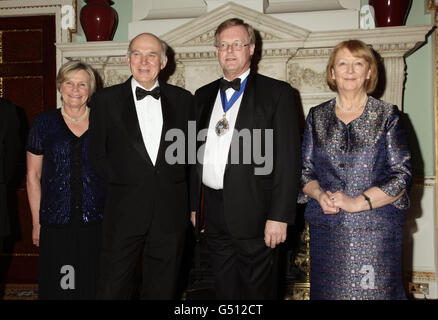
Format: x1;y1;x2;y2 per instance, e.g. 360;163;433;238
190;211;205;233
264;220;287;248
190;211;197;227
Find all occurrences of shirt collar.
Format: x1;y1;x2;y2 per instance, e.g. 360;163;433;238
223;68;250;84
131;77;159;92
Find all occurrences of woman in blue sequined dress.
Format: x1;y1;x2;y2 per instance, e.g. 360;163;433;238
299;40;412;300
26;61;106;299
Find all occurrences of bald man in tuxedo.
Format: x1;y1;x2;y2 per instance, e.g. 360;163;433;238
88;33;193;299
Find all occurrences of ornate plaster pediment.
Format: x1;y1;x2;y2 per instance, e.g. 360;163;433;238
57;2;432;112
160;2;310;46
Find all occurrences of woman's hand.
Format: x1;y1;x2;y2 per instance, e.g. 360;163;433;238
32;223;40;247
26;152;43;248
303;180;340;215
317;190;340;215
328;191;360;213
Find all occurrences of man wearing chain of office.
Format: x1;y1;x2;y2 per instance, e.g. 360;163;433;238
190;18;301;299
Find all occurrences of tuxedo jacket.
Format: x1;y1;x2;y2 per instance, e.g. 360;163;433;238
0;98;22;237
88;77;193;235
191;72;301;239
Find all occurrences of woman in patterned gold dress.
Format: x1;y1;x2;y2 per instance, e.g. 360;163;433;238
299;40;412;300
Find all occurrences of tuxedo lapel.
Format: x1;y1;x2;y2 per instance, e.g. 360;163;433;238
155;82;174;167
233;72;255;132
199;80;220;132
225;72;256;171
196;79;220;178
119;78;154;166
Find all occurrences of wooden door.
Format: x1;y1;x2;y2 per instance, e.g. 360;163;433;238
0;15;56;285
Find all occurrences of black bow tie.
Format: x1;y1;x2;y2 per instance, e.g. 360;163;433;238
219;78;241;92
135;86;161;100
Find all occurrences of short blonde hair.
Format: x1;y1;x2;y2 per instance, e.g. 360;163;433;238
326;39;378;94
214;18;256;47
56;60;97;100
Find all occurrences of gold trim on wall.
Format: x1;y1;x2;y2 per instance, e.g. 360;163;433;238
0;75;44;103
0;30;2;64
0;253;38;257
0;76;44;80
410;271;437;282
426;0;438;267
0;29;43;64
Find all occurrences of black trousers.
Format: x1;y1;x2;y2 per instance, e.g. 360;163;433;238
203;186;279;300
96;215;186;300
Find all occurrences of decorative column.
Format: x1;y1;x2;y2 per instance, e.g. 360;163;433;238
379;55;406;109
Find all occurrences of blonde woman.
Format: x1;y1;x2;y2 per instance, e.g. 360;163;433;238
26;60;106;299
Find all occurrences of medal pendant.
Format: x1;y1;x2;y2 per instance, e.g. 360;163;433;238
215;116;229;136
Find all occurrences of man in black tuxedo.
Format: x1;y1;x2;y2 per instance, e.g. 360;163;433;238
190;18;301;299
88;33;193;299
0;98;22;252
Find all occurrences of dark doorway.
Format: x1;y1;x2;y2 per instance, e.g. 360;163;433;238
0;15;56;294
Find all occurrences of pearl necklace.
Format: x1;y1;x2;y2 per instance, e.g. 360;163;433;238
336;95;368;113
61;105;89;122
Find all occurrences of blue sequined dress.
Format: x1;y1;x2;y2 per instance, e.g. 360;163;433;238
27;109;106;299
299;97;412;300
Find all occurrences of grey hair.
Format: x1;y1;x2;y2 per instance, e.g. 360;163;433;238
127;33;168;63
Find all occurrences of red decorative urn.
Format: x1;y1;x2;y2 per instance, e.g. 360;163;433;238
369;0;412;27
80;0;118;41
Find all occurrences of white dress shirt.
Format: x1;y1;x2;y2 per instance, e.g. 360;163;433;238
202;69;250;189
131;78;163;166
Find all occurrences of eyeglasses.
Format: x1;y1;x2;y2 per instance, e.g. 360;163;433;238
216;41;250;52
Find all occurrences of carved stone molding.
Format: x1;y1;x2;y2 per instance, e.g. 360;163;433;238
160;2;310;45
167;64;186;88
57;2;432;113
183;28;282;46
287;63;329;92
100;70;130;87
